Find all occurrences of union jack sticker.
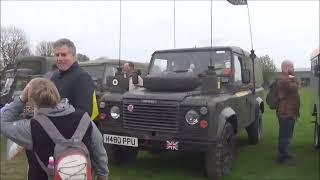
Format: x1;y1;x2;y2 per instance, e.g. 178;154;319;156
166;140;179;151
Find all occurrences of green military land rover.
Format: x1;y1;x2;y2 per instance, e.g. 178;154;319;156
97;46;264;180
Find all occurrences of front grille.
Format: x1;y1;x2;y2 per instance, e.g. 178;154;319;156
123;99;179;133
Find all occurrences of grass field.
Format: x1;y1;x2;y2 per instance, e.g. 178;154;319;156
1;89;319;180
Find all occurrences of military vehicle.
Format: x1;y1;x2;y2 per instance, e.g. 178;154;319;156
310;48;320;148
97;46;264;180
0;68;6;89
80;59;148;99
0;56;56;111
79;59;118;99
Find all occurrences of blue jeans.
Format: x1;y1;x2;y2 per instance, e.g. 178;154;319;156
278;116;296;159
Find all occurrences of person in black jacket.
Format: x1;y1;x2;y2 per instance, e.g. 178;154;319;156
51;38;98;120
0;78;108;180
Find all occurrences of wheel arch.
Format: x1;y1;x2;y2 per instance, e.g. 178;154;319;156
256;97;264;114
218;107;237;136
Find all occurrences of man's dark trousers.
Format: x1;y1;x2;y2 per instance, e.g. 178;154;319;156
278;116;296;160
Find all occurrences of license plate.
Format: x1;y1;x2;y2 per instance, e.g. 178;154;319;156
103;134;138;147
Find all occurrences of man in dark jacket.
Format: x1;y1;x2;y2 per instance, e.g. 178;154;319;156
276;60;300;164
51;38;99;120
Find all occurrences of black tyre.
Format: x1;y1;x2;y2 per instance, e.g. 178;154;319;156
205;122;235;180
246;110;262;144
314;122;320;149
105;144;138;164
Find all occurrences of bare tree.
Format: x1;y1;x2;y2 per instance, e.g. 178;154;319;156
35;41;54;56
0;26;30;67
76;53;90;62
256;55;277;87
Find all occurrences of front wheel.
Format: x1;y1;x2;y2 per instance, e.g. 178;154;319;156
205;122;236;180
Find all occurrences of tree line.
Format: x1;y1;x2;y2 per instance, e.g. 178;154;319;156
0;26;90;70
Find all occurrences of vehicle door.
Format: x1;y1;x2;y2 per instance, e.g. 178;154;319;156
232;54;252;128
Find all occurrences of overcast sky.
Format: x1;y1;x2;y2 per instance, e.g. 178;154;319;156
1;0;319;68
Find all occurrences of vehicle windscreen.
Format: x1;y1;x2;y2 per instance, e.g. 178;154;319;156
15;77;30;91
82;65;116;84
82;65;105;80
2;77;14;93
105;66;116;78
149;50;232;76
18;61;41;74
311;56;319;76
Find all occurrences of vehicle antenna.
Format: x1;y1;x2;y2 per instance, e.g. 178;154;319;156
210;0;213;50
246;1;256;94
173;0;176;48
116;0;122;75
208;0;214;71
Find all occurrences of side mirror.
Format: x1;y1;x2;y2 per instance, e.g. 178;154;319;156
314;64;319;77
132;71;139;84
242;70;250;84
92;77;98;87
96;78;103;90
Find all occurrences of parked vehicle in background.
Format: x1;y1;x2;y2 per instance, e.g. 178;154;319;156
97;46;264;180
80;59;117;99
0;56;56;114
80;59;148;100
310;48;320;148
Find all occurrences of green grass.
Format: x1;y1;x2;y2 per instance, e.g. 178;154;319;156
1;89;319;180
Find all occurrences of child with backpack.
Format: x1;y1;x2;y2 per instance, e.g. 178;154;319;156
1;78;108;180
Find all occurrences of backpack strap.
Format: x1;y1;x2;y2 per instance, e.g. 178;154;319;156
71;112;92;142
34;152;50;177
33;114;66;143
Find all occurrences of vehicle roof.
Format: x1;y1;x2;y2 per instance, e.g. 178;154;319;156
79;59;123;66
310;48;320;60
15;56;55;63
79;59;148;69
5;68;35;76
152;46;250;57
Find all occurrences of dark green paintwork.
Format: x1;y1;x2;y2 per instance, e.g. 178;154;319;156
98;46;264;150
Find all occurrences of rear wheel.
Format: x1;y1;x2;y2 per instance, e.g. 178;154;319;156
205;122;235;180
105;144;138;164
314;121;320;149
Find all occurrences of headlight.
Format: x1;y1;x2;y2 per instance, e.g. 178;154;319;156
110;106;120;119
185;110;199;125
